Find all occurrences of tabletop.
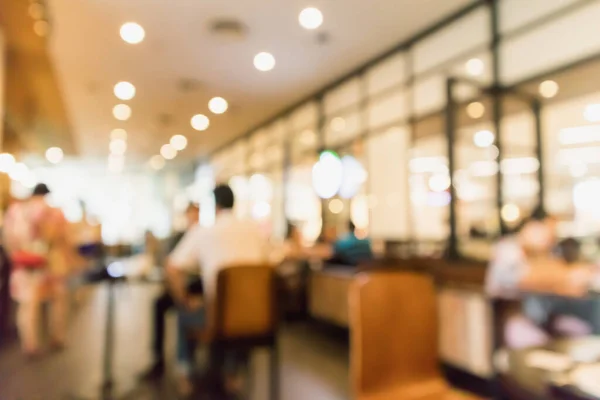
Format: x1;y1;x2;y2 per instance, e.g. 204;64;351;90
499;337;600;400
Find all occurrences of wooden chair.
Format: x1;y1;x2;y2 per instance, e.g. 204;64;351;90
349;271;482;400
208;265;280;399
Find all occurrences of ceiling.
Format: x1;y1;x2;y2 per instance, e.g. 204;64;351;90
47;0;474;163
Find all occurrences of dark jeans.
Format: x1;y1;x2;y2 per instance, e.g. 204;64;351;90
152;291;175;361
176;307;249;378
152;278;204;362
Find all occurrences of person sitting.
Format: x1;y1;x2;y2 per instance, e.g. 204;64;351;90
486;207;595;349
329;221;373;266
140;203;201;380
167;185;269;396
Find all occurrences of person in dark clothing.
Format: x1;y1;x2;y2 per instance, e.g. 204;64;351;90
330;221;373;266
140;203;201;380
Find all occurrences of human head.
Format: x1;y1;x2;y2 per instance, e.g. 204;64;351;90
213;184;235;212
348;220;356;235
559;237;581;264
518;206;557;255
32;183;50;198
185;203;200;227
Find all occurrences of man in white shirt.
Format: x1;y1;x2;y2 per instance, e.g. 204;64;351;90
167;184;269;394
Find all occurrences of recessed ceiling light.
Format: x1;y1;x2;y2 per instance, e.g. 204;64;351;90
33;20;49;37
108;154;125;173
160;144;177;160
120;22;145;44
9;163;28;182
584;104;600;122
539;80;559;99
466;102;485;119
110;128;127;141
190;114;210;131
328;199;344;214
149;155;165;170
28;3;45;19
330;117;346;132
114;81;136;101
170;134;188;151
45;147;63;164
109;139;127;156
254;52;276;72
299;7;324;30
113;104;131;121
208;97;228;114
0;153;15;173
501;204;520;223
428;174;451;192
473;130;495;148
465;58;485;76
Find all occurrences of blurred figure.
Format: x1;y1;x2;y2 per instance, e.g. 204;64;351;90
73;201;103;264
3;184;71;356
283;221;303;260
144;230;160;269
330;221;373;266
140;203;201;380
167;185;268;396
486;207;595;348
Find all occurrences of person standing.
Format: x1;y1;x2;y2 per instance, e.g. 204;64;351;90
167;185;269;396
3;183;71;356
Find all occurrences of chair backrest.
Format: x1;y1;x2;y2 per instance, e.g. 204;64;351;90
350;271;441;397
215;265;278;340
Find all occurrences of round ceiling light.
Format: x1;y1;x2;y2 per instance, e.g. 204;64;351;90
328;199;344;214
33;20;49;37
120;22;145;44
584;104;600;122
539;80;559;99
428;174;451;192
109;139;127;155
149;155;165;170
114;81;136;100
466;102;485;119
113;104;131;121
110;128;127;141
254;52;276;72
45;147;63;164
160;144;177;160
9;163;28;182
190;114;210;131
330;117;346;132
473;130;495;148
170;134;188;151
299;7;324;30
208;97;228;114
0;153;15;173
501;203;521;223
465;58;485;77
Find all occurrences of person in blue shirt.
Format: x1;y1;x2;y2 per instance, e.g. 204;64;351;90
331;221;373;266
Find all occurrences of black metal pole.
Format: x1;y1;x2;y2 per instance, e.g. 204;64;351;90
445;77;459;260
533;99;545;212
101;280;115;399
489;0;505;236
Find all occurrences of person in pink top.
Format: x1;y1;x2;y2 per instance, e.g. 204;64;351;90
3;183;71;357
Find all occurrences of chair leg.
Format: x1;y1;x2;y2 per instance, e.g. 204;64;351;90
269;344;280;400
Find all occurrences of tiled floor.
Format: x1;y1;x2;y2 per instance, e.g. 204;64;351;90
0;283;350;400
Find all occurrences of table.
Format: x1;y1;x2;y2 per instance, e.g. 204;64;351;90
499;337;600;400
